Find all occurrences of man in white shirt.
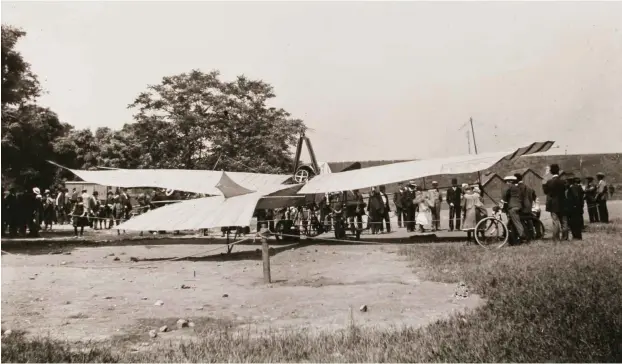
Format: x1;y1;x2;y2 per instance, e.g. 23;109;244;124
596;172;609;223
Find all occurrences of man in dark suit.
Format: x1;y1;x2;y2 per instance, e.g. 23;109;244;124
566;176;584;240
542;164;568;241
393;182;405;228
378;185;391;233
446;178;462;231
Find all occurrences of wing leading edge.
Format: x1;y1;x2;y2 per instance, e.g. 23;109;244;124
48;161;292;196
297;141;555;194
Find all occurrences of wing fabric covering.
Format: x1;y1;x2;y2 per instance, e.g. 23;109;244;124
115;184;305;231
116;194;262;231
47;161;291;196
215;172;256;198
297;141;555;194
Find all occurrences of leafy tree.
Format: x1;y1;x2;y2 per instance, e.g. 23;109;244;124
128;70;305;173
1;25;40;108
2;105;68;188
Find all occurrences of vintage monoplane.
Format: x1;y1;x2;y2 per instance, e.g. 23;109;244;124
50;136;555;249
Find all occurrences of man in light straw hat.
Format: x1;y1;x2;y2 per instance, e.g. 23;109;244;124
501;175;526;244
428;181;442;231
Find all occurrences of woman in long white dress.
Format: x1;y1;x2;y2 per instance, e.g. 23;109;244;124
462;185;484;243
414;190;431;232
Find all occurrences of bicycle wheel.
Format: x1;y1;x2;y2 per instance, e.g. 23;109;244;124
475;216;509;248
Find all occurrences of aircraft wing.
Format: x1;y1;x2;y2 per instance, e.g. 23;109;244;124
297;141;555;194
49;161;291;196
115;184;304;231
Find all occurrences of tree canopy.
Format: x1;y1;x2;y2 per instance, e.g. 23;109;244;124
1;24;305;191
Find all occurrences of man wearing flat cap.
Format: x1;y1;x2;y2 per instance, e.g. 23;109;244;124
595;172;609;223
428;181;442;231
446;178;462;231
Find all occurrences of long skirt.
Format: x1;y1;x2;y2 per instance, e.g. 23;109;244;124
462;207;477;230
72;216;88;227
416;210;430;226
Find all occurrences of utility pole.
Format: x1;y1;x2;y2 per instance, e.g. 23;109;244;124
470;117;483;188
470;117;479;155
466;130;472;154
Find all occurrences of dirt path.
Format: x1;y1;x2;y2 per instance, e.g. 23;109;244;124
1;241;483;344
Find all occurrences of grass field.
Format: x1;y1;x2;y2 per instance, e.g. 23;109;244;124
3;219;622;362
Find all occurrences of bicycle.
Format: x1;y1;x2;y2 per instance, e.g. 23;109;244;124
474;206;546;248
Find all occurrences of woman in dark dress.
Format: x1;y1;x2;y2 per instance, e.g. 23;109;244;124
71;196;89;237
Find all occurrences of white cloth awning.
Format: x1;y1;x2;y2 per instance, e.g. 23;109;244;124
297;141;554;194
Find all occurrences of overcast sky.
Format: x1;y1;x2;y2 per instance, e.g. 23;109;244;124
2;1;621;162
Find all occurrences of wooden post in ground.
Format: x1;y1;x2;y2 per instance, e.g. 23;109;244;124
259;224;271;283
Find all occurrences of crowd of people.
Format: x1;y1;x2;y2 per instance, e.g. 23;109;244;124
267;166;614;243
2;186;135;237
303;178;490;237
2;166;614;241
540;165;611;241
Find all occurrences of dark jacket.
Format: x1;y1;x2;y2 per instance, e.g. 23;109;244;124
446;186;462;206
566;184;584;214
367;193;385;213
584;182;597;204
543;176;566;214
401;189;414;208
518;183;536;214
502;183;524;210
379;192;391;212
393;189;404;209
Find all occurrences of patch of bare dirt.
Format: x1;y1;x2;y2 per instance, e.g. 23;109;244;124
1;241;483;343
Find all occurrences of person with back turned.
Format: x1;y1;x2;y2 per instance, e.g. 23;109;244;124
500;175;526;244
542;164;568;241
565;176;584;240
515;173;536;240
